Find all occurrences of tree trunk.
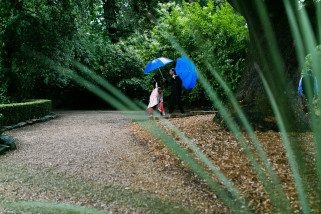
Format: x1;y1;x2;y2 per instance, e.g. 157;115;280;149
226;0;315;130
1;0;24;100
224;1;320;204
102;0;119;43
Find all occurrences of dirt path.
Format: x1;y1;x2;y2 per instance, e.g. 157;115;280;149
0;111;217;213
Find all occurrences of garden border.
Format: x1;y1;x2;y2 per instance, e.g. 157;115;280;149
1;113;57;131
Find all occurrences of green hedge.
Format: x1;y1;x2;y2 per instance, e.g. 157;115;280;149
0;100;52;126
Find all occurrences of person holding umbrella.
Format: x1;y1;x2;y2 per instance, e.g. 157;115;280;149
169;68;184;114
144;57;172;116
144;56;198;116
146;85;164;116
168;56;198;114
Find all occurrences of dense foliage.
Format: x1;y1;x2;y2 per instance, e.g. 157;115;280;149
0;0;248;109
153;2;248;105
126;1;248;107
0;0;78;101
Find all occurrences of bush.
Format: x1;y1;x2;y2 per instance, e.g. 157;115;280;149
147;2;248;107
0;100;52;126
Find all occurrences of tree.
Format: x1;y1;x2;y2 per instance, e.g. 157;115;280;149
0;0;82;100
100;0;164;42
102;0;119;42
150;2;248;106
226;0;318;129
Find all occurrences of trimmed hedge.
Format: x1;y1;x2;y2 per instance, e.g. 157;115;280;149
0;100;52;126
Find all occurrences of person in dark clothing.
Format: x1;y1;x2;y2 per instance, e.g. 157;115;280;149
169;68;184;114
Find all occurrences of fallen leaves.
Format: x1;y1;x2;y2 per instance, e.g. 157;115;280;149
130;114;316;213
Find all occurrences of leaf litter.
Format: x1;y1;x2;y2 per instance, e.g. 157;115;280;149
130;114;317;213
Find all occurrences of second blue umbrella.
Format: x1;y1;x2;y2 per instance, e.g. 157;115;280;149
175;56;198;90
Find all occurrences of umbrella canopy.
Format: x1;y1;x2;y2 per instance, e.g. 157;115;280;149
144;57;173;74
175;56;198;90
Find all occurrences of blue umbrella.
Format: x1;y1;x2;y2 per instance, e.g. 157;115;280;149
175;56;198;90
144;57;173;74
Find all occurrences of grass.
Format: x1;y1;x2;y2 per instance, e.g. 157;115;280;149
0;163;196;213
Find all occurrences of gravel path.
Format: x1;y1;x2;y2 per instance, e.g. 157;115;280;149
0;111;215;213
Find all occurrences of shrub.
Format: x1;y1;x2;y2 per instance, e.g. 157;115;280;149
0;100;52;126
148;2;248;107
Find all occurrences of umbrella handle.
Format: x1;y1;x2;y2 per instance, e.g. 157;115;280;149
158;68;164;79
